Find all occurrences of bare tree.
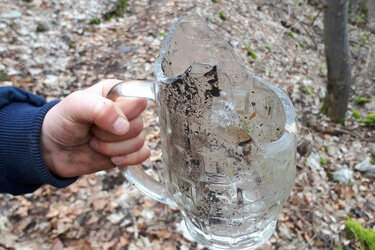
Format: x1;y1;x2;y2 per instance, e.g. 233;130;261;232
322;0;351;123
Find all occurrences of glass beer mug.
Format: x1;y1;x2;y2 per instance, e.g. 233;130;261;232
107;13;297;250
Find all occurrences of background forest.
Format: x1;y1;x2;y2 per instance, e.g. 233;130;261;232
0;0;375;249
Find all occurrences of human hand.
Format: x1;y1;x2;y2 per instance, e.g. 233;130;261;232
40;79;151;178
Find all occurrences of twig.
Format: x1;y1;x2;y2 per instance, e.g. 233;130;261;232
309;124;359;138
132;215;139;239
300;22;318;49
310;9;322;27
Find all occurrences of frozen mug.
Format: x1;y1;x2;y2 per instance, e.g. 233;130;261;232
107;13;297;250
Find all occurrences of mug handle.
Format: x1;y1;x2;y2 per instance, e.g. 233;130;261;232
107;80;177;207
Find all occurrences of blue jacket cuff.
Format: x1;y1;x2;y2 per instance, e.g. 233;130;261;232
0;100;78;194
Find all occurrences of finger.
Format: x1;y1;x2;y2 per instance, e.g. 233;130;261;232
115;97;147;121
85;79;147;123
91;116;143;142
61;91;130;135
110;145;151;166
85;79;122;96
86;79;152;100
89;132;145;157
86;79;147;120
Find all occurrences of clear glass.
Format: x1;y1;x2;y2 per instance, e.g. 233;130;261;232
108;13;296;250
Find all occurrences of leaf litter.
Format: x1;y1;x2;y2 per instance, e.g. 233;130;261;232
0;0;374;249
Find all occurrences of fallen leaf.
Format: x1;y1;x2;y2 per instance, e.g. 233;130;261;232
14;217;32;233
102;241;116;250
93;198;107;211
51;239;64;250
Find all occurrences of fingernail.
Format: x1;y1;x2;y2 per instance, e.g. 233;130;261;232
113;117;129;134
111;156;123;165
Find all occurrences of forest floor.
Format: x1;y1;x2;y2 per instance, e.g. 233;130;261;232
0;0;375;249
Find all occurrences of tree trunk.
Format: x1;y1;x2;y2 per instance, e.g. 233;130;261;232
323;0;351;123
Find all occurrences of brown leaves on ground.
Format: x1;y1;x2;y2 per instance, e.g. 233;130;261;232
1;0;375;249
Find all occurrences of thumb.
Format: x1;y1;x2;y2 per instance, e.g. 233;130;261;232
61;90;130;135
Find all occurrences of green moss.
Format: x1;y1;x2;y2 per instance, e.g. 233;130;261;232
298;41;306;49
356;15;364;22
243;43;257;59
302;85;314;96
367;113;375;122
159;31;167;38
103;12;114;21
361;113;375;125
212;0;219;3
345;217;375;250
219;11;227;21
351;108;361;119
370;156;375;165
320;157;327;165
319;64;326;73
320;103;329;115
36;23;48;32
89;18;101;25
115;0;127;16
358;97;366;104
358;4;369;23
289;32;295;38
360;32;372;46
103;0;127;21
67;40;75;49
0;72;10;82
305;15;312;21
357;96;372;105
357;96;369;105
361;118;374;125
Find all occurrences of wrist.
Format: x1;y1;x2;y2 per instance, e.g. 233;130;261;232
40;133;58;177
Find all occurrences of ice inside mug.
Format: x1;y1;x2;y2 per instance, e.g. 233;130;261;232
158;14;286;144
154;13;296;249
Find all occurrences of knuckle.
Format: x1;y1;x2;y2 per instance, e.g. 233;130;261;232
69;90;85;99
93;99;114;121
63;90;84;105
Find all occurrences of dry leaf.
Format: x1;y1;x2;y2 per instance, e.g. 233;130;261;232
14;217;32;233
93;198;107;211
51;239;64;250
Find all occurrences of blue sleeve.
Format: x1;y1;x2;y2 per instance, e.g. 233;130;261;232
0;87;77;195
